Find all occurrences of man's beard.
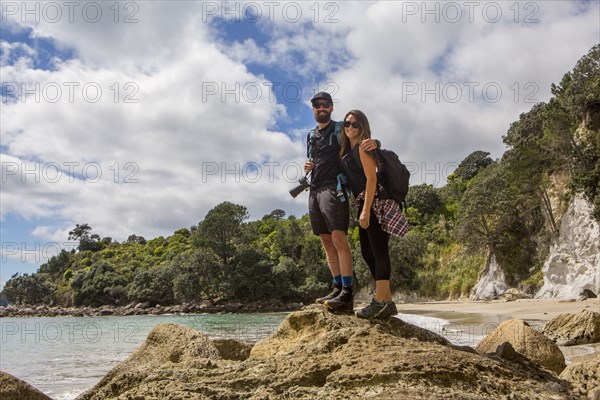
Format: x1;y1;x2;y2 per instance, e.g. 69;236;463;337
315;110;331;123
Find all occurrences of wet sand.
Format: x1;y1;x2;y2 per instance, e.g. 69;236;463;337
398;298;600;364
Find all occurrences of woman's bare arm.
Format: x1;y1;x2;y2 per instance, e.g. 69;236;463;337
358;146;377;229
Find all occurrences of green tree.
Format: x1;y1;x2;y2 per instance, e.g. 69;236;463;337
549;44;600;219
441;151;494;212
1;273;55;305
405;184;442;216
271;256;303;300
559;44;600;125
270;219;304;261
228;248;274;300
68;223;102;252
127;234;147;244
389;233;426;291
128;264;176;305
38;250;71;279
453;151;493;181
456;162;539;282
174;228;190;237
456;162;512;252
264;209;286;220
192;202;249;266
503;103;560;231
71;261;128;306
299;234;330;285
172;249;222;304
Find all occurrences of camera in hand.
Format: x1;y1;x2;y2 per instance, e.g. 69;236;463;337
289;175;311;198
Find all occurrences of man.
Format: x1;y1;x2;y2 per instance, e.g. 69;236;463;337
304;92;378;312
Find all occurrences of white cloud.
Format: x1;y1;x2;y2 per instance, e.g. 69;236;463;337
0;40;36;67
1;2;307;241
323;1;600;180
1;0;598;245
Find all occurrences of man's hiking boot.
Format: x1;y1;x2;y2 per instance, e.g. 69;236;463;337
356;298;392;319
387;301;398;316
324;285;354;313
315;283;343;304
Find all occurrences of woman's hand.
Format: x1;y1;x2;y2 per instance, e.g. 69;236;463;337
359;208;370;229
360;138;379;152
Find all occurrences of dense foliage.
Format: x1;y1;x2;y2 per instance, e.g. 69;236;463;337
3;46;598;306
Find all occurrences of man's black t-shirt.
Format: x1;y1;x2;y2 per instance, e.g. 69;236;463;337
310;120;343;188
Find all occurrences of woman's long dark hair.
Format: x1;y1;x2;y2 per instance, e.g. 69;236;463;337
339;109;373;160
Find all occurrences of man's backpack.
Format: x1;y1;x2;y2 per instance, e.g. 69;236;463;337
376;149;410;210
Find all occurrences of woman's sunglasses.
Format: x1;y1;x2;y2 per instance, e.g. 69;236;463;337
344;121;360;129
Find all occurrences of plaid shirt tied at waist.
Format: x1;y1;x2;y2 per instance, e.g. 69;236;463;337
354;188;409;238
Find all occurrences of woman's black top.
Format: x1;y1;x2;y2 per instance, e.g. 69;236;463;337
341;145;369;197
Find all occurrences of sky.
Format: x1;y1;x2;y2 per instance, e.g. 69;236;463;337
1;0;599;288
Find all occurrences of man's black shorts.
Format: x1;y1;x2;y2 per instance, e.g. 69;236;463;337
308;184;349;235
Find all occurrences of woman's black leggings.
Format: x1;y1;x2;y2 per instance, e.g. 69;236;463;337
358;203;391;281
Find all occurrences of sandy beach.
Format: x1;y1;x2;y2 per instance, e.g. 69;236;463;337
398;298;600;364
400;298;600;322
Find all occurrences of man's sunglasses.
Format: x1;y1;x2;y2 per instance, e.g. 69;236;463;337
313;101;331;109
344;121;360;129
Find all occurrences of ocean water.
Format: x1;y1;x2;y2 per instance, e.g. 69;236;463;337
0;310;511;400
0;313;287;400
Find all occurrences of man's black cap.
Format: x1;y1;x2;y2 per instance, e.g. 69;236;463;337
311;91;333;105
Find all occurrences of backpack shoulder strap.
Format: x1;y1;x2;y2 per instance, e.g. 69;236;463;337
350;145;362;169
310;122;343;157
330;121;343;146
307;127;317;159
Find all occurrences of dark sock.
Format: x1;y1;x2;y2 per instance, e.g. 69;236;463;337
341;275;353;286
333;275;342;285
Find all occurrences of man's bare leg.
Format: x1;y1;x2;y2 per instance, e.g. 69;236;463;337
319;233;340;277
323;230;354;312
330;230;352;277
315;233;342;304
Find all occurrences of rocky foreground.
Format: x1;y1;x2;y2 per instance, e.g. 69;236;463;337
0;371;53;400
3;305;599;400
68;305;597;400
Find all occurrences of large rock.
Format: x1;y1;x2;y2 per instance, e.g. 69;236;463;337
213;339;252;361
542;310;600;345
473;253;508;300
476;319;566;374
536;194;600;300
77;323;222;400
0;371;52;400
560;354;600;399
77;305;578;399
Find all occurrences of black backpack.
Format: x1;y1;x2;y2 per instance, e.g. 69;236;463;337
376;149;410;210
347;146;410;209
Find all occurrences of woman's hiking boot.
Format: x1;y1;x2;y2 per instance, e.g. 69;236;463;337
323;285;354;313
387;301;398;316
356;298;392;319
315;283;342;304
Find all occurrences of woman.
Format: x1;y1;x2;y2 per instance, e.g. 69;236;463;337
339;110;409;319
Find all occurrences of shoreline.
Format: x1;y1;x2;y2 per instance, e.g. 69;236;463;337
397;297;600;365
0;300;304;318
397;297;600;322
2;297;598;320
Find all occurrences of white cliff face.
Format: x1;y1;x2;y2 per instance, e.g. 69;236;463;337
474;253;507;300
536;194;600;299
